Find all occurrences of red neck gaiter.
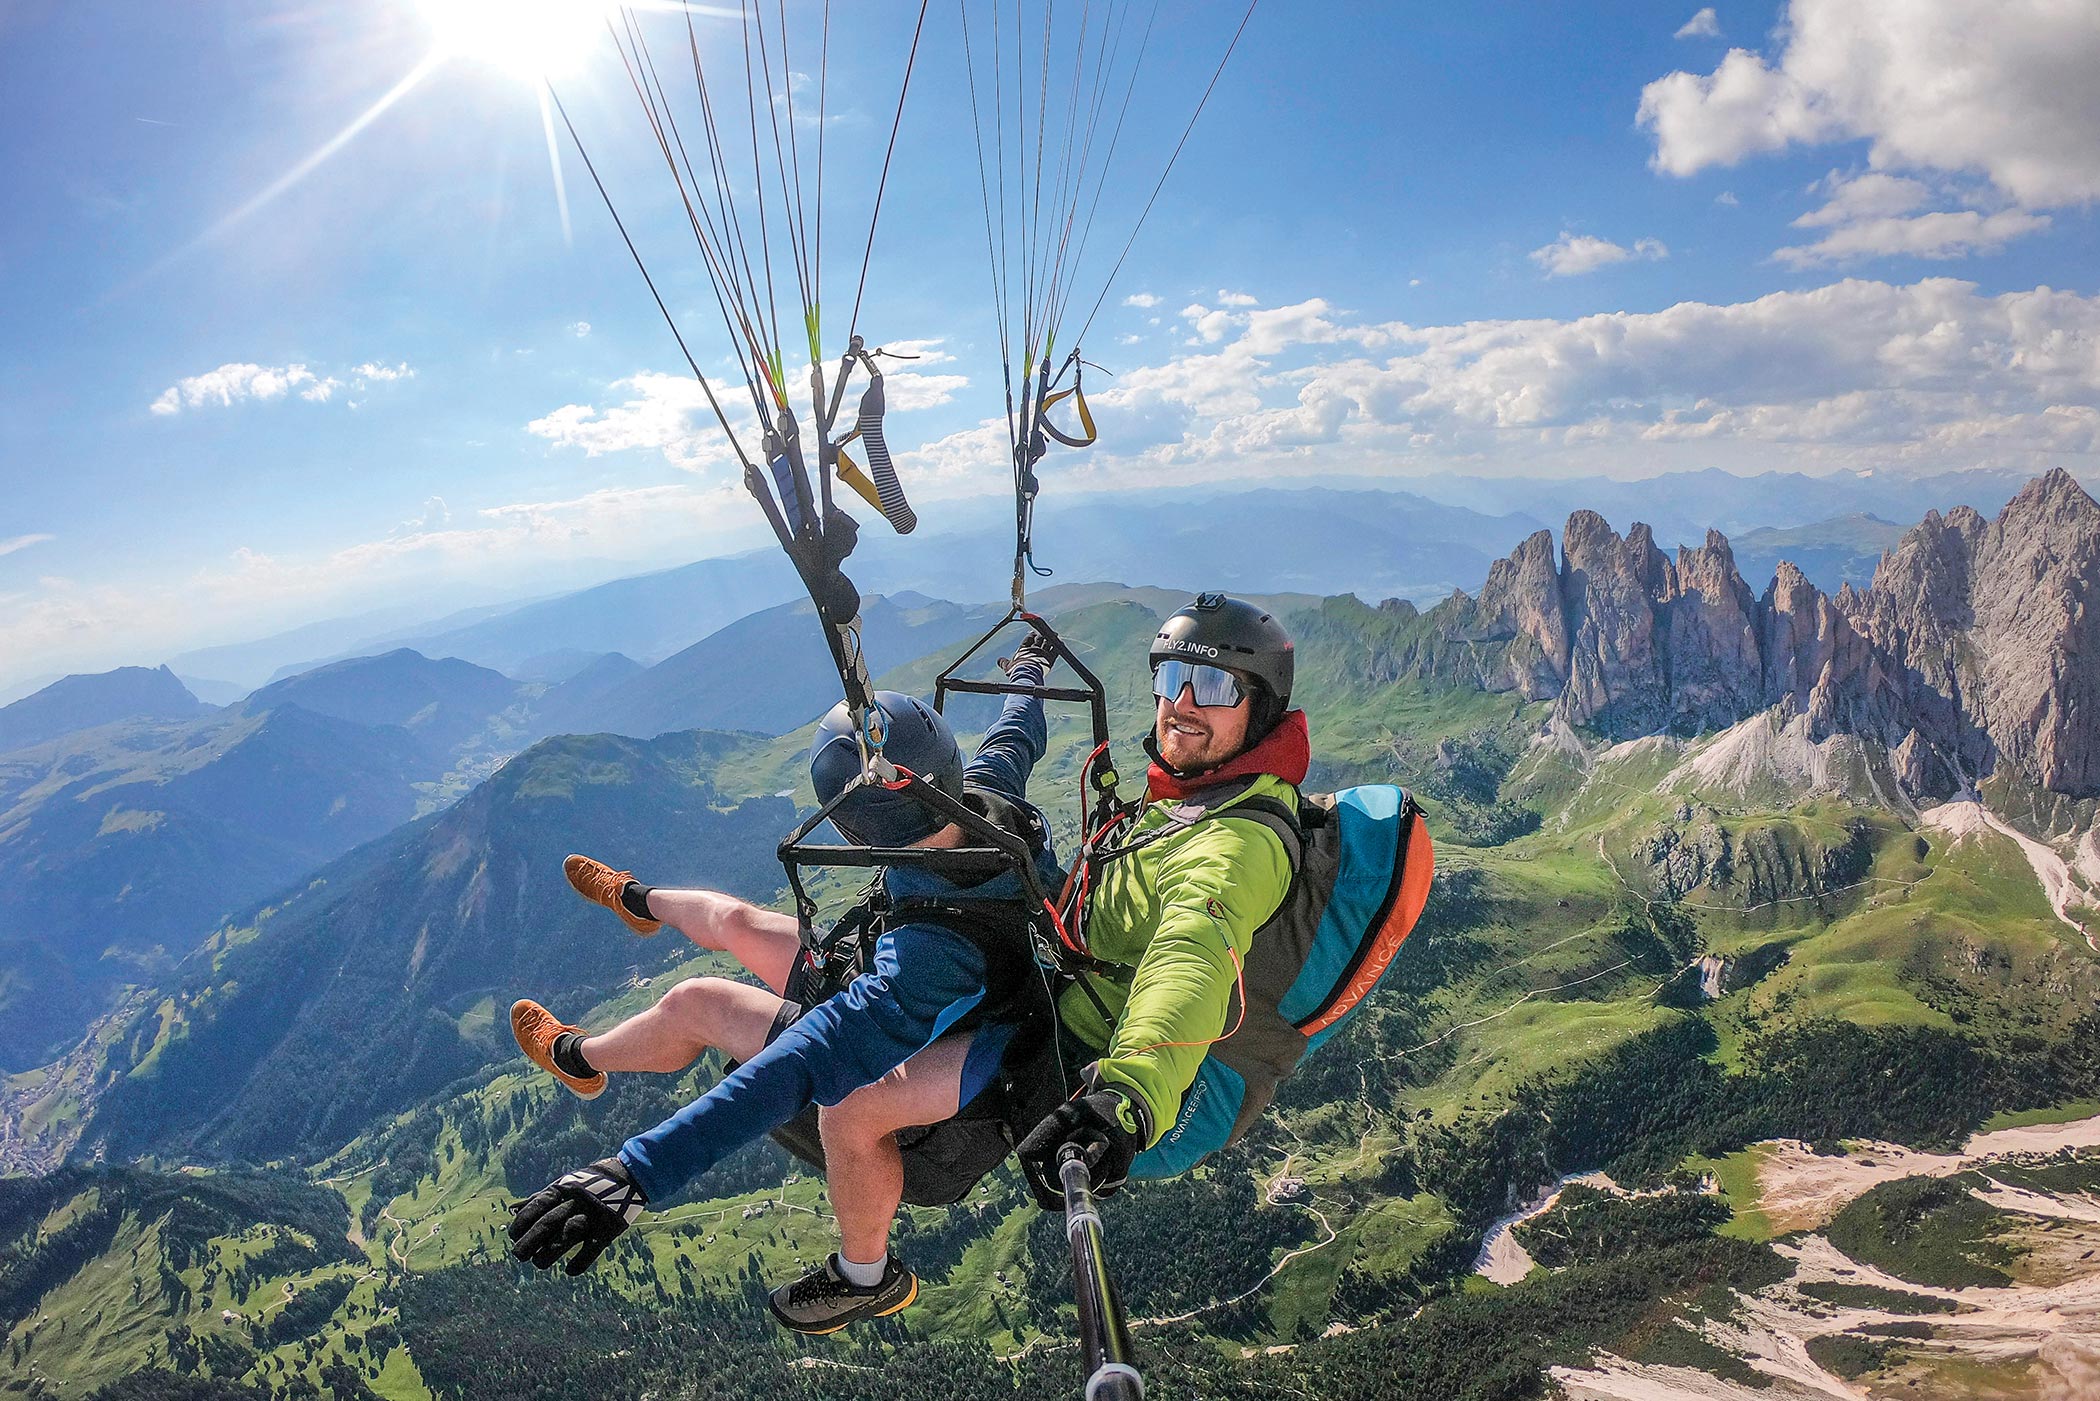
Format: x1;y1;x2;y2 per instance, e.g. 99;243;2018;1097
1146;709;1311;801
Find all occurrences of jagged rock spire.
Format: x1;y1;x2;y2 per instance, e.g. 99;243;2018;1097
1421;469;2100;800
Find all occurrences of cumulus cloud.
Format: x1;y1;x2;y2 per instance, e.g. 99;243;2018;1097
1122;292;1162;308
1792;170;1932;227
1770;168;2052;266
1529;232;1669;277
151;363;321;415
530;352;965;472
1674;7;1720;39
527;371;733;472
1639;0;2100;208
1041;279;2100;490
150;359;413;415
570;321;592;337
0;533;53;559
1216;290;1258;307
1776;207;2052;268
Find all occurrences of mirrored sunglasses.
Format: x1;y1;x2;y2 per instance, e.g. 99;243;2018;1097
1151;659;1247;708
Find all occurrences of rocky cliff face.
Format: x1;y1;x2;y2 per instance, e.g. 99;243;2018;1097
1425;468;2100;801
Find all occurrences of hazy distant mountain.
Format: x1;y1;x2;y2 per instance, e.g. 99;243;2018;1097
847;486;1544;606
174;674;251;706
306;487;1535;687
0;665;210;755
244;649;530;762
0;705;431;1071
562;592;1008;740
373;551;805;674
167;595;543;692
535;651;645;712
1401;466;2040;549
1730;513;1909;594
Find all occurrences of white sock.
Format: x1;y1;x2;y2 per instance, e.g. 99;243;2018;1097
835;1251;888;1288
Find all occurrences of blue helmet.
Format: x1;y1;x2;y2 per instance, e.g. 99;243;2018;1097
808;691;964;847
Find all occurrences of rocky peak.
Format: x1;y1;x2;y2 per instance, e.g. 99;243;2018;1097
1560;514;1673;733
1470;528;1571;699
1420;469;2100;801
1967;470;2100;794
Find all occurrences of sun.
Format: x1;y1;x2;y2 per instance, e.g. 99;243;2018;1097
417;0;614;82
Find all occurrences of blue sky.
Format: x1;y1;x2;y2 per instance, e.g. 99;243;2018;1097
2;0;2096;689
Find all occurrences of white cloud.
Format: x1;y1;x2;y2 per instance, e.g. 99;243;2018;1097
1529;232;1670;277
151;362;320;415
398;497;450;533
570;321;592;338
1638;0;2100;207
1674;7;1721;39
1216;290;1258;307
150;359;413;414
1771;169;2052;266
529;354;966;472
1122;293;1162;308
1039;279;2100;489
1715;190;1739;206
1775;208;2051;267
0;533;53;559
1793;170;1933;228
527;371;734;472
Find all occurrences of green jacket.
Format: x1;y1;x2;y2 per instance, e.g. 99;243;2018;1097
1058;772;1298;1145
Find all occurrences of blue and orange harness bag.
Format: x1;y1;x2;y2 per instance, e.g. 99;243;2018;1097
1127;784;1435;1178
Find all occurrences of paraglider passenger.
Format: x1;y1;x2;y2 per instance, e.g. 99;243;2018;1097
507;635;1062;1334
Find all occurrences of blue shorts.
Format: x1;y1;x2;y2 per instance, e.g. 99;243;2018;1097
766;991;1020;1112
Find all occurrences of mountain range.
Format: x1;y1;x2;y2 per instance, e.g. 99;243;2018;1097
5;469;2099;1400
1417;467;2100;806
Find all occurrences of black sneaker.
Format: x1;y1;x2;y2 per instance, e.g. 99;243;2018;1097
767;1254;918;1335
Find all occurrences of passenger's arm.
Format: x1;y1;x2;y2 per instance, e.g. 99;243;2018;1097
965;651;1049;800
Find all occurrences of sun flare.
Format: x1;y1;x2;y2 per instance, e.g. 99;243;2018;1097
418;0;613;81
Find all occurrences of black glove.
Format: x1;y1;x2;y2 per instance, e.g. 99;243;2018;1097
1016;1072;1152;1210
508;1156;647;1275
998;629;1058;682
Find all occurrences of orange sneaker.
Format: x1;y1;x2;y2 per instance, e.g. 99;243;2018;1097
564;854;661;937
510;999;605;1100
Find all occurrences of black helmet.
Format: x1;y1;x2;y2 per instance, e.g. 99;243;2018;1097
1150;593;1295;738
809;691;964;846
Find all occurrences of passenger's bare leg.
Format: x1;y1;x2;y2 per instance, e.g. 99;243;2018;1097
641;889;801;994
817;1035;975;1264
580;976;783;1074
